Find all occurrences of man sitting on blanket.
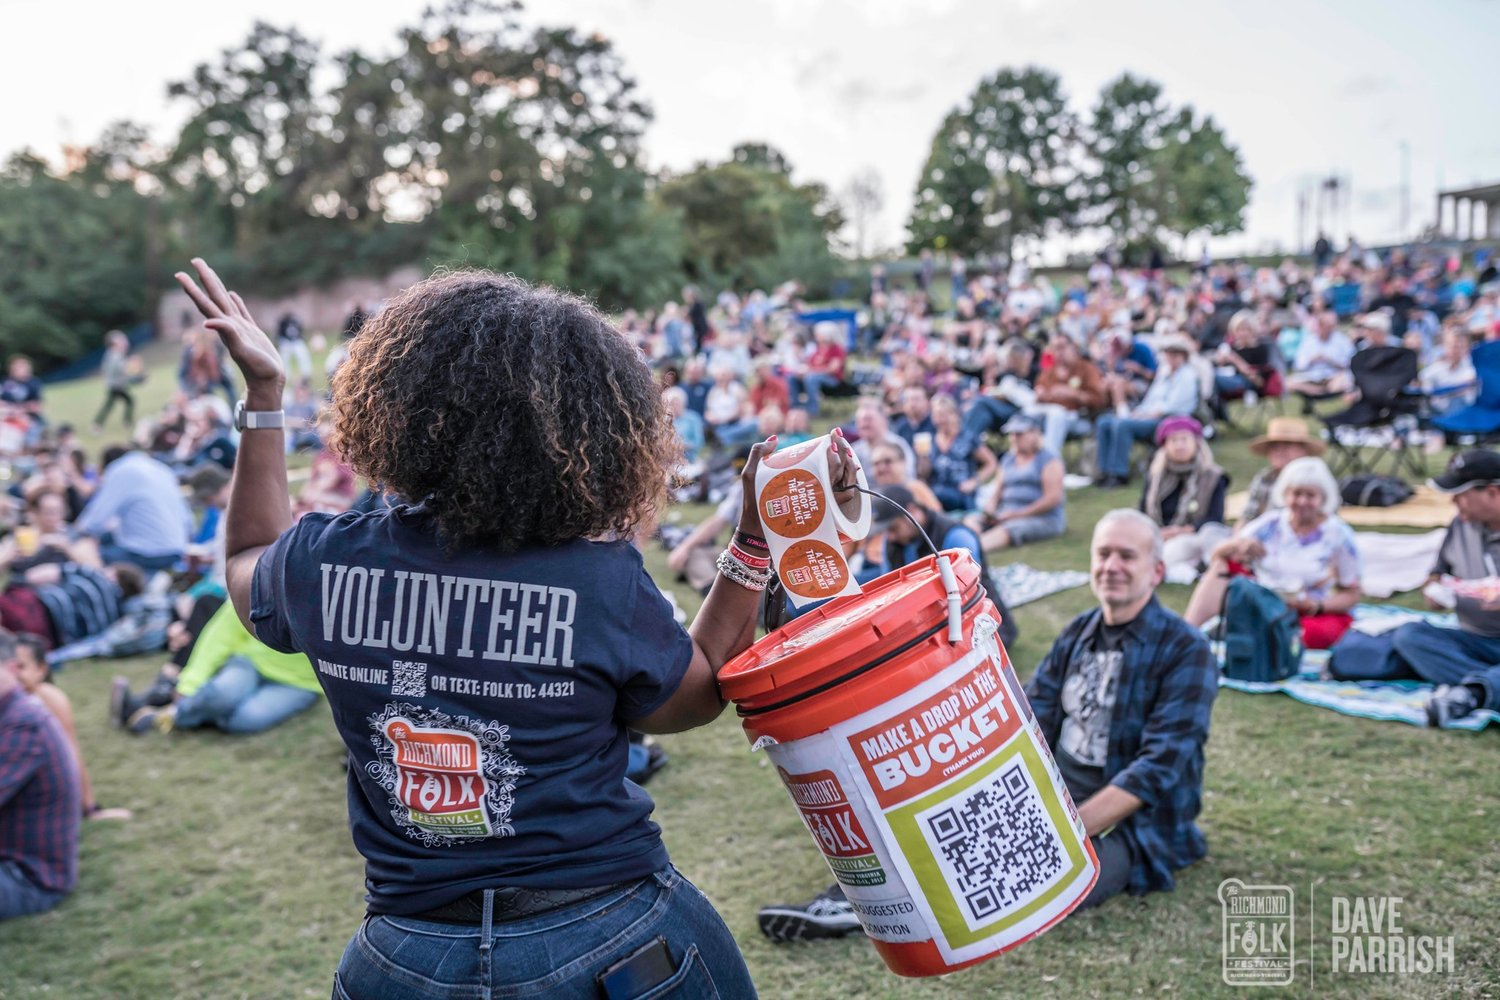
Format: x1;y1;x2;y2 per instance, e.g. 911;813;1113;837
1025;509;1218;908
1387;450;1500;726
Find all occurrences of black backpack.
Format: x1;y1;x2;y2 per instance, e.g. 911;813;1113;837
1338;474;1413;508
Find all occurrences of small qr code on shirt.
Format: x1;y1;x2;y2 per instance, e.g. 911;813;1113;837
922;762;1066;925
391;661;428;698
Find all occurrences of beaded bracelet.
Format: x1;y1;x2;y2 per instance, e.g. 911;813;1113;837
723;542;772;577
721;544;772;579
716;549;770;591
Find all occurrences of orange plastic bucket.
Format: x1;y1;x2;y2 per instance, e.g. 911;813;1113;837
719;551;1098;977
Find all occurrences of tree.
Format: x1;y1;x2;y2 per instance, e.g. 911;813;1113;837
166;22;327;252
0;146;154;367
1087;73;1251;251
657;146;844;294
907;66;1078;259
731;142;792;176
1141;109;1251;247
158;2;675;305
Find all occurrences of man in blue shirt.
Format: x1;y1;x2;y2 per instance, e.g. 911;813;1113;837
1025;509;1217;908
1094;334;1201;487
74;446;193;572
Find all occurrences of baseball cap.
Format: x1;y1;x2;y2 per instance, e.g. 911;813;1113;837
1429;450;1500;494
869;484;915;533
1002;413;1042;434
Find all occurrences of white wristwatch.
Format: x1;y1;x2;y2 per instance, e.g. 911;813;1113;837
234;399;285;431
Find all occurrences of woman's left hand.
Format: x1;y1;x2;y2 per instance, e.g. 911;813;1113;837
173;259;285;393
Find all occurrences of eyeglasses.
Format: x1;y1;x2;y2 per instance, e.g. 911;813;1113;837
873;458;898;465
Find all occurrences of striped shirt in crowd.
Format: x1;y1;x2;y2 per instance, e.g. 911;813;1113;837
0;688;81;895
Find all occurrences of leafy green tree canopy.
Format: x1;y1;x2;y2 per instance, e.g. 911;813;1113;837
658;144;844;295
1087;72;1252;250
908;66;1079;259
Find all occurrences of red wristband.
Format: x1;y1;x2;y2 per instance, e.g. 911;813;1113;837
727;543;770;570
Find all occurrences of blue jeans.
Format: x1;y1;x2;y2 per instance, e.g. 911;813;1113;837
333;866;756;999
1033;405;1090;460
786;373;841;416
97;535;181;573
956;397;1018;455
711;418;762;448
1074;833;1134;911
931;484;974;512
0;860;67;921
1215;372;1252;397
1095;414;1163;478
1391;622;1500;708
174;656;319;734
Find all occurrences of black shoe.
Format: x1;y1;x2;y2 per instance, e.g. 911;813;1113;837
1425;684;1479;728
110;677;134;727
758;884;864;942
125;706;159;735
634;741;669;786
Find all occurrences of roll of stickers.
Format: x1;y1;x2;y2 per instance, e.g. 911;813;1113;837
754;435;873;607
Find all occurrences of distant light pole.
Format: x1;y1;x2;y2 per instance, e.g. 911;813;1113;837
1399;140;1411;241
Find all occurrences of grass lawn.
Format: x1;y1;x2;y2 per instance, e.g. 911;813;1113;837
1;352;1496;999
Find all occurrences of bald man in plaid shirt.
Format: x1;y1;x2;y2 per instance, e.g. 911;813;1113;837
1025;509;1218;910
0;629;81;919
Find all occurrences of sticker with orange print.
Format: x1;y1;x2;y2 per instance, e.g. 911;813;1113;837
760;470;829;538
780;539;852;599
759;437;824;471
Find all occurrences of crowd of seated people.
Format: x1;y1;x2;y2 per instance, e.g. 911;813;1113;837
655;244;1499;598
6;240;1500;932
0;315;364;694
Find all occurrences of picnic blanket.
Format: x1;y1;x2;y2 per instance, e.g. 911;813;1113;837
1224;485;1456;529
989;563;1090;609
1354;529;1445;598
1216;604;1500;731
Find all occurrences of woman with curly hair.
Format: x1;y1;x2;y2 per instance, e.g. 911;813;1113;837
174;260;828;998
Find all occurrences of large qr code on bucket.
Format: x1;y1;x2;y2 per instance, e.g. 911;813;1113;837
921;762;1066;925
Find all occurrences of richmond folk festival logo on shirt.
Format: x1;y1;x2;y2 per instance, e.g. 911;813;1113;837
382;716;492;837
366;704;525;846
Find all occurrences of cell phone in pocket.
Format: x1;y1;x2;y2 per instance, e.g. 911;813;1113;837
596;936;677;999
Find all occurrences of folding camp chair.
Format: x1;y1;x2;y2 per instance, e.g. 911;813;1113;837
1433;340;1500;445
1321;346;1424;478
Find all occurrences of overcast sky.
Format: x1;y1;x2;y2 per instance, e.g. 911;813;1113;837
4;0;1496;261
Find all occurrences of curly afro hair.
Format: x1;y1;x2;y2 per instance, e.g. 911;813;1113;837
329;271;680;551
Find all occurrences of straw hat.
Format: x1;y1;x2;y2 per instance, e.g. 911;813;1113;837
1157;332;1196;356
1249;417;1326;456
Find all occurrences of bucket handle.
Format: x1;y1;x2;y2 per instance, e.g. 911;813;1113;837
853;485;964;645
935;554;964;644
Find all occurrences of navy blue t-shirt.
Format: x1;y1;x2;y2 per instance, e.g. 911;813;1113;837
249;505;694;914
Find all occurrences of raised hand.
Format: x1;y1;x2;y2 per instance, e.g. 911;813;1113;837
173;259;285;391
